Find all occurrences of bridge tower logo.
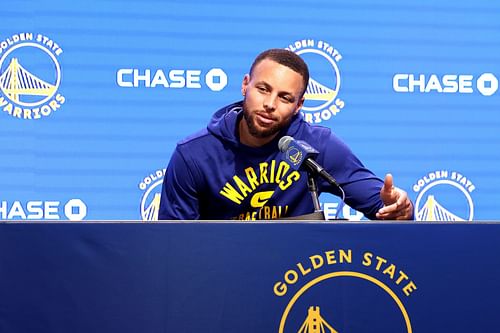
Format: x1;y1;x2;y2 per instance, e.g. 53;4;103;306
0;33;65;120
286;39;345;124
412;170;475;221
304;77;338;105
276;271;413;333
298;306;338;333
138;169;166;221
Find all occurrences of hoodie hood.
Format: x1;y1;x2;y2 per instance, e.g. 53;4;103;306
207;100;304;150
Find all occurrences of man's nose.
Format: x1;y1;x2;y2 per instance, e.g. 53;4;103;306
263;94;277;111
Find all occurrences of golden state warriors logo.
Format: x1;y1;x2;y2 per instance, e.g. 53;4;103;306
286;147;303;167
274;249;416;332
139;169;166;221
413;170;475;221
287;39;345;124
0;33;65;120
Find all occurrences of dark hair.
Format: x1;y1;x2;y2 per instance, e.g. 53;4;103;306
249;48;310;97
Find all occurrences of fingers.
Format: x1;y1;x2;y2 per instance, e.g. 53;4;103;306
383;173;394;192
395;200;413;220
376;194;413;220
380;173;398;206
378;175;414;220
376;201;399;218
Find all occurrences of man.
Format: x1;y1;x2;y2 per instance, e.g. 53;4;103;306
159;48;413;220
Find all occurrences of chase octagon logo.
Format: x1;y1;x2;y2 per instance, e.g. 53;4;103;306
0;33;65;120
274;249;416;332
287;39;345;124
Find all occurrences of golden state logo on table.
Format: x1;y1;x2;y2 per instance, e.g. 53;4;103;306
274;249;417;332
287;39;345;124
0;33;65;120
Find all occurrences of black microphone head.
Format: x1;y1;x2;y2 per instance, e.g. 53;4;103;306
278;136;294;152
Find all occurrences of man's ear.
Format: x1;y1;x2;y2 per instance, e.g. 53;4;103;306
294;97;305;115
241;74;250;96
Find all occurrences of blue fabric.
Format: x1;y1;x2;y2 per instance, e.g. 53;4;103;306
159;101;384;220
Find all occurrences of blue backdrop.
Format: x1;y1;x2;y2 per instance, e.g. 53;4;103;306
1;0;499;221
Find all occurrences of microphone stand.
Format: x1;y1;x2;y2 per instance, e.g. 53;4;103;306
280;172;333;221
306;171;326;220
305;168;346;220
307;171;321;212
278;136;345;220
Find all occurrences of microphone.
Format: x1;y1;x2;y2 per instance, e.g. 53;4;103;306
278;136;346;220
278;136;340;188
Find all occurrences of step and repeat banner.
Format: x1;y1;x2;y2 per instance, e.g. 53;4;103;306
1;0;499;221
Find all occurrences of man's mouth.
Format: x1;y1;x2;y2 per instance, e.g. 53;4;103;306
255;112;276;126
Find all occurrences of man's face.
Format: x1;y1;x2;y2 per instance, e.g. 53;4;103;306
240;59;305;146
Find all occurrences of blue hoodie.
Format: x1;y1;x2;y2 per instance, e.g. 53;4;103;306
159;101;384;220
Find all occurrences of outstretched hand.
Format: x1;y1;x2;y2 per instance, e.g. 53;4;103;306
376;174;414;220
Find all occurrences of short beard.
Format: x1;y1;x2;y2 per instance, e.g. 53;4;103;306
242;100;289;139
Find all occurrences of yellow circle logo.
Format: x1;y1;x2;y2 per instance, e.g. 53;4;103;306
279;271;412;333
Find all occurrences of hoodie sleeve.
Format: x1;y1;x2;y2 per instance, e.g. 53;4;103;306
319;131;384;220
158;147;200;220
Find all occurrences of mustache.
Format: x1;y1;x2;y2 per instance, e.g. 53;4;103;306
253;110;278;121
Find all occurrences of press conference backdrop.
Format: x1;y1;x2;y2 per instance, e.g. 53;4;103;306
1;0;499;221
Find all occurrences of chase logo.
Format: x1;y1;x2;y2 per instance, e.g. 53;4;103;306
274;249;416;332
139;169;166;221
1;199;87;220
0;33;65;120
393;73;498;96
412;170;475;221
286;39;345;124
117;68;227;92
